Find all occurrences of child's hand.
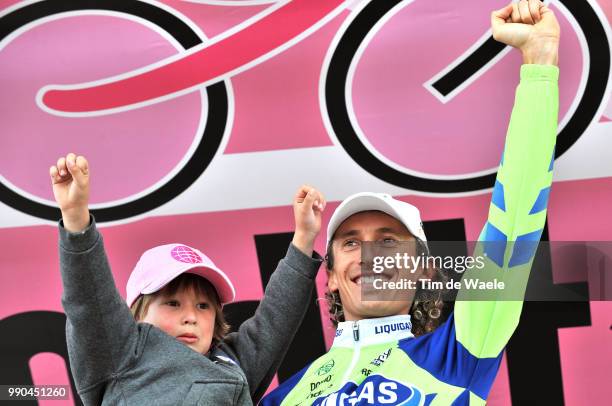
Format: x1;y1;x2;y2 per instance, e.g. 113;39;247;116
292;185;326;256
50;153;90;232
492;0;560;65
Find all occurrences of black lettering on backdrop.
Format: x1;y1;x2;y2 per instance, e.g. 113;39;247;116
506;224;591;405
0;311;83;406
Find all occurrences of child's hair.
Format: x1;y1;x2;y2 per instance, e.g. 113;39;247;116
130;273;230;347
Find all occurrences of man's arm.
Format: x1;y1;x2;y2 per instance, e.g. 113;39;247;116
454;0;560;359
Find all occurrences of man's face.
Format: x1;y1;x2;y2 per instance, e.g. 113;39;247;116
142;285;216;354
328;211;418;321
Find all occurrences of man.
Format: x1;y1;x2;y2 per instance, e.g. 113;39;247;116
262;1;560;404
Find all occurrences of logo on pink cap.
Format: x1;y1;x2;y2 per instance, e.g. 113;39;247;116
171;245;202;264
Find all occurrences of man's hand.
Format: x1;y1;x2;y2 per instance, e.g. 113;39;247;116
292;185;326;256
50;153;90;232
492;0;560;65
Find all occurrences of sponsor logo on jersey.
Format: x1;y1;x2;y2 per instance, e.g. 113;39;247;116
370;348;392;367
313;375;422;405
374;322;412;335
316;359;336;376
335;329;344;337
311;374;333;392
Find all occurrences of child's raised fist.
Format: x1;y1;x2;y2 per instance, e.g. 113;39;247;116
50;153;90;232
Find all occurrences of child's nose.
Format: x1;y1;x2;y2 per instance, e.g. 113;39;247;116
181;308;197;324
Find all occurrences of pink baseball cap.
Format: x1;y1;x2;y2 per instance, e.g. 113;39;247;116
126;243;236;307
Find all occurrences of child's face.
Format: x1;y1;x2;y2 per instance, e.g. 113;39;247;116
142;285;216;354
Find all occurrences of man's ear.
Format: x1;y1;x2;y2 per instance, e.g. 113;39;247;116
328;270;339;292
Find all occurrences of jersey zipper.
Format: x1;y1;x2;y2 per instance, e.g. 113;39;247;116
340;321;361;384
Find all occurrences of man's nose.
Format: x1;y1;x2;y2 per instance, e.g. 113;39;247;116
361;242;375;267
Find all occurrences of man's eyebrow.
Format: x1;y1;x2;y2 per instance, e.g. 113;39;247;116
334;227;406;239
377;227;401;234
378;227;414;238
334;229;360;239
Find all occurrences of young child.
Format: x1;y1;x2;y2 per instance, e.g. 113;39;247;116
50;153;326;405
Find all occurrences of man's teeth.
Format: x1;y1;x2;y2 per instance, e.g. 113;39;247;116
355;275;386;285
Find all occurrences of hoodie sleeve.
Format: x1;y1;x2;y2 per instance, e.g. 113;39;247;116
59;215;141;399
223;243;322;402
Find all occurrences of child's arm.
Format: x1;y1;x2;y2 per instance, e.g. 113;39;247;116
222;186;326;402
51;154;139;398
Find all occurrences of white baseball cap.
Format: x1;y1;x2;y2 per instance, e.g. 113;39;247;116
126;243;236;307
326;192;427;247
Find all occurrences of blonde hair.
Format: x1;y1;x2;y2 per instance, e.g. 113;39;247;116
130;273;230;346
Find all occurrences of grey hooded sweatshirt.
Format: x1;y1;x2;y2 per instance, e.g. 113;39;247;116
59;217;322;405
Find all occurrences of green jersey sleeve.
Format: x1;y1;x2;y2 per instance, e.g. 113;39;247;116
455;64;559;358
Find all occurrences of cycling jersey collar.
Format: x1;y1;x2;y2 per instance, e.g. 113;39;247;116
332;314;414;347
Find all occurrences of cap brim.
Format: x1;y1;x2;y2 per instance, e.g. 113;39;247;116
326;193;426;246
141;264;236;304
